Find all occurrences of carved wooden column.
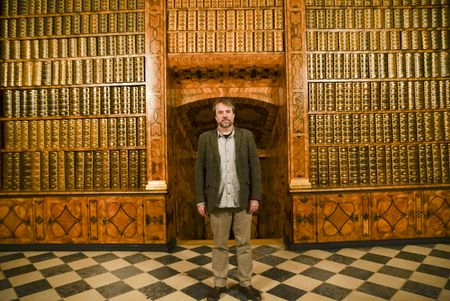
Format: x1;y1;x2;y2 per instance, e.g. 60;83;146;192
145;0;167;190
285;0;311;189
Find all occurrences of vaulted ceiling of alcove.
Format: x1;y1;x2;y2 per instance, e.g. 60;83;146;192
177;98;279;151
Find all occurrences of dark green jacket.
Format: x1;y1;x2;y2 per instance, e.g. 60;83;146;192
195;127;261;213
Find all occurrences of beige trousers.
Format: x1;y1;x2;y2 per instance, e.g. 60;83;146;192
210;208;253;288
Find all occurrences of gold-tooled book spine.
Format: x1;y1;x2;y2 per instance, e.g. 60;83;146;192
139;150;147;189
137;117;146;146
4;121;14;150
65;151;76;190
328;146;339;186
82;119;91;148
75;151;85;189
308;115;316;145
29;120;38;150
120;150;129;189
85;151;94;190
108;118;117;147
99;119;109;148
309;147;318;186
432;143;442;183
90;119;99;148
318;146;329;186
93;151;103;189
101;151;111;189
348;146;359;185
74;119;83;148
441;143;450;183
111;150;120;189
129;150;139;189
315;115;324;144
20;152;32;190
48;151;58;190
399;145;409;184
2;153;13;190
57;151;66;190
368;146;377;185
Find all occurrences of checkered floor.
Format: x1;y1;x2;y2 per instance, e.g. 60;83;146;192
0;242;449;301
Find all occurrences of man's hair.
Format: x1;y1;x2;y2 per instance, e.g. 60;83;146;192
212;99;236;115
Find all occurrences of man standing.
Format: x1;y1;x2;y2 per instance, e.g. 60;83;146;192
195;99;262;301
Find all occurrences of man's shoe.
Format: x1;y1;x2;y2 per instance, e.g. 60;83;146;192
240;285;262;301
206;286;226;301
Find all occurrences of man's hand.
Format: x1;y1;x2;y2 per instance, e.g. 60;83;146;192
248;200;259;214
197;203;207;217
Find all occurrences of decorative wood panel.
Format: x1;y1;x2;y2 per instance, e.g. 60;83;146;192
317;193;368;242
0;198;34;243
43;197;88;244
96;196;144;244
144;197;166;243
293;195;316;243
371;191;417;240
423;190;450;237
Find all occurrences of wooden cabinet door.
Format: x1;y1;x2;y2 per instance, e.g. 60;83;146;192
423;190;450;237
95;197;144;244
317;193;369;242
43;197;89;243
0;198;34;243
144;197;166;243
293;195;316;243
371;192;416;240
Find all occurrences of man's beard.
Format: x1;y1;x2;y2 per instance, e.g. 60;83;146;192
219;120;233;128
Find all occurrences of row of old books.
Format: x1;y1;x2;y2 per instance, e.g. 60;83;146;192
168;31;284;53
308;81;450;112
1;56;145;87
306;0;446;6
167;9;284;31
2;117;147;151
0;12;145;38
309;111;450;144
167;0;284;9
1;0;144;16
307;52;449;80
2;86;146;117
0;150;147;191
1;35;146;59
310;143;450;186
306;7;447;29
306;30;448;52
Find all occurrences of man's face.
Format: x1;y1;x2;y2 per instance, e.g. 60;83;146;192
214;102;235;129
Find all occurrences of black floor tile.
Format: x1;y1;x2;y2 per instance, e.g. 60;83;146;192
55;279;92;298
252;245;279;258
189;245;212;254
395;251;427;262
76;264;108;278
401;280;441;299
301;266;335;281
148;266;179;280
268;283;307;301
60;252;88;263
41;264;73;278
361;252;391;264
292;254;322;266
430;249;450;260
187;254;211;266
28;252;57;263
357;282;397;299
327;254;357;265
417;263;450;278
181;282;212;300
340;266;374;280
0;253;24;263
256;254;287;266
3;264;36;278
378;265;413;279
261;267;296;282
111;265;143;279
312;283;351;301
122;253;150;264
96;280;133;299
139;281;176;300
91;253;119;263
15;279;52;298
154;254;182;265
0;278;12;290
185;267;212;281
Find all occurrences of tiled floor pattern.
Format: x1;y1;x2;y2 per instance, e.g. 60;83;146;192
0;242;449;301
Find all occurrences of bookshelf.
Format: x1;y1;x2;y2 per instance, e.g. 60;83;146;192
0;0;148;192
305;0;450;188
